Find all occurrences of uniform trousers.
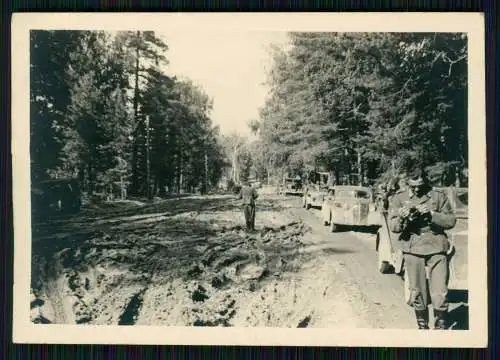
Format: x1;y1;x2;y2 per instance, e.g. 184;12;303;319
404;252;449;311
243;204;255;230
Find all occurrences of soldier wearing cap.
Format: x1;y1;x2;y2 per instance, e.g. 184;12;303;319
238;179;258;231
375;177;400;213
388;167;456;329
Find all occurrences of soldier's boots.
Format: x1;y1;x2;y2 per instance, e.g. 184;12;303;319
415;309;430;329
433;310;448;330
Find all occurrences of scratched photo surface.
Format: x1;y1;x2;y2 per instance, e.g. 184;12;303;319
12;13;487;347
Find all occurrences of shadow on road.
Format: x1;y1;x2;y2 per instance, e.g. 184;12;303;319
448;289;469;330
321;247;357;255
317;224;380;235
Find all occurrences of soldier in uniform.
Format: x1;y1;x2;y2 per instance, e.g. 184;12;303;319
375;177;400;213
238;180;258;231
388;168;456;329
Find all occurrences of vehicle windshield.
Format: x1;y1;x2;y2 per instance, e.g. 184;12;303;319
335;189;371;199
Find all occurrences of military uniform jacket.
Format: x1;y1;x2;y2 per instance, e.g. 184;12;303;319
388;188;456;255
239;186;258;206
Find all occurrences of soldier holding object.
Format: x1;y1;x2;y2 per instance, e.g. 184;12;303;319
389;168;456;330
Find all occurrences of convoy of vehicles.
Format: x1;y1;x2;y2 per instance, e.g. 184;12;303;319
299;174;466;296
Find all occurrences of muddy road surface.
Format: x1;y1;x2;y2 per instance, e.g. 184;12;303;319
30;189;468;329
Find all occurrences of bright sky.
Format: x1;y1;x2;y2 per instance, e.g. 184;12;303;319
159;31;289;137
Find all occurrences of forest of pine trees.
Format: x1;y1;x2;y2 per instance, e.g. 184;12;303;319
254;32;468;187
30;30;227;198
31;31;468;198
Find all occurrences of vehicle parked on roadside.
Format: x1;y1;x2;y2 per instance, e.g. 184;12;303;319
303;171;333;210
278;176;303;196
303;184;329;209
321;185;378;232
31;178;82;217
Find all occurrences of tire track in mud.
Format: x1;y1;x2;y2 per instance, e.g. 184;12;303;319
134;220;311;327
31;195;312;326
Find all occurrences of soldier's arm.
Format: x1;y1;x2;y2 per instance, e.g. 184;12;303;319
388;196;405;233
430;192;456;230
253;188;258;200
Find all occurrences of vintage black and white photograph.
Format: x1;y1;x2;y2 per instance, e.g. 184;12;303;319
12;13;487;346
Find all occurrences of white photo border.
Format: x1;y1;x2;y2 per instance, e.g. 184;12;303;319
11;12;487;347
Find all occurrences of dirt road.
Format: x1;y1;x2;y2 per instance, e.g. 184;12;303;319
30;189;467;329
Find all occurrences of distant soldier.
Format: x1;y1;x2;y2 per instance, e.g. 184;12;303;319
398;171;408;191
374;177;398;213
384;177;400;210
374;184;386;212
238;180;258;231
388;168;456;329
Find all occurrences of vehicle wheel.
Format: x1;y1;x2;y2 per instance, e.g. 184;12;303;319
306;202;311;210
323;212;331;226
330;222;338;232
378;258;392;274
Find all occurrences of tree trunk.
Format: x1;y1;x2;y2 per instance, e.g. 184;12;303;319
204;153;209;194
130;31;141;196
178;157;183;194
455;166;461;187
131;138;138;195
87;163;93;196
357;149;362;186
133;31;140;121
78;165;85;185
145;116;151;199
158;175;165;196
120;175;126;199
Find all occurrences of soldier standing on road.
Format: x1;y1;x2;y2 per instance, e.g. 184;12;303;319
238;180;258;231
388;168;456;330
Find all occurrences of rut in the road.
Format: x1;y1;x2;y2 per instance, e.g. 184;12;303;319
31;209;311;326
136;221;311;327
